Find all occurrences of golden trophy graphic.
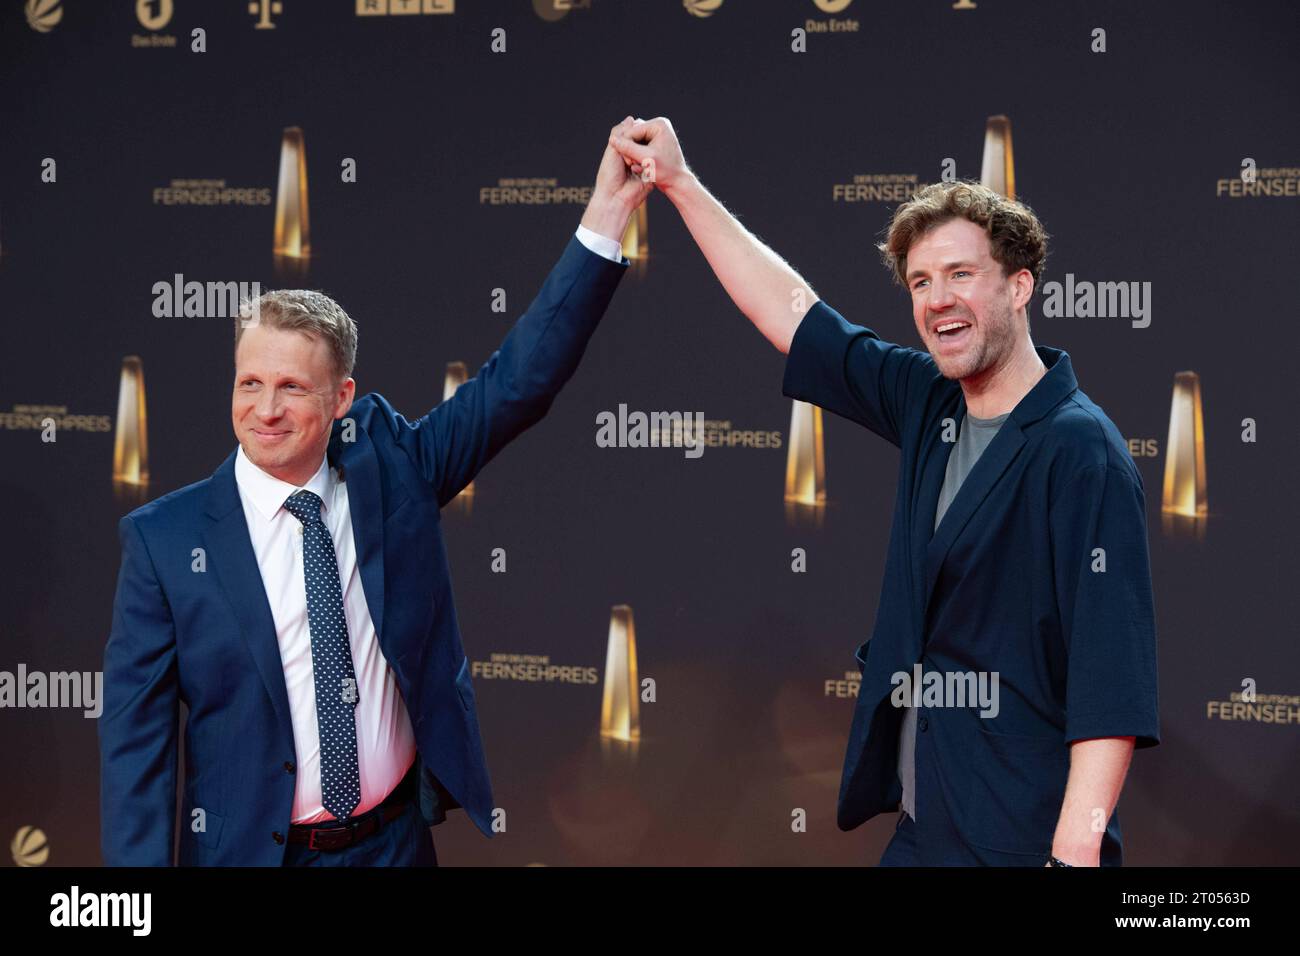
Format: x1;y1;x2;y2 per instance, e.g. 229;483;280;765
981;114;1015;199
113;356;150;505
273;126;310;279
1161;370;1208;537
784;399;826;526
600;604;640;747
620;202;648;279
620;203;648;261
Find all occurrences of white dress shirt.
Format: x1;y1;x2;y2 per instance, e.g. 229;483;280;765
233;226;621;824
235;444;418;824
575;223;624;263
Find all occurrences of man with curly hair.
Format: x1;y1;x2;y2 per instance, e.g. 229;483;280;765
612;118;1159;867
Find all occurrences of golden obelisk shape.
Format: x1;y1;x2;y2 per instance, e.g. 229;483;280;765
1161;370;1208;517
784;400;826;506
980;114;1015;200
112;356;149;485
620;203;648;261
442;361;473;498
600;604;640;742
273;127;311;258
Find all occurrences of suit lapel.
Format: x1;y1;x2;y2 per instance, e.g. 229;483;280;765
202;450;294;730
327;423;393;649
914;346;1078;638
919;413;1027;633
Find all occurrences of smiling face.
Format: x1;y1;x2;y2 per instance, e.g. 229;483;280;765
905;217;1031;382
232;325;354;487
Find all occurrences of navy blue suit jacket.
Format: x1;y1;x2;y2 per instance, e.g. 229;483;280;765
99;235;627;865
782;301;1160;865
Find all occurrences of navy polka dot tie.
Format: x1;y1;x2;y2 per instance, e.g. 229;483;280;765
283;489;361;822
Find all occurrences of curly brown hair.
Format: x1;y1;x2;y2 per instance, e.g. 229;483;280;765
877;180;1049;323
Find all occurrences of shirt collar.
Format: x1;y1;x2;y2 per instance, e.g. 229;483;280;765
235;444;334;523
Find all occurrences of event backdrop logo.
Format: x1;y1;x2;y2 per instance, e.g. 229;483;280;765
832;172;927;203
982;114;1014;199
621;204;648;261
533;0;590;23
11;826;49;867
600;604;640;744
1205;684;1300;726
25;0;61;33
1161;370;1208;536
478;174;646;260
135;0;172;30
356;0;455;14
273;127;310;260
1214;162;1299;198
249;0;282;30
133;0;177;46
807;0;859;35
784;401;825;510
112;357;149;486
1;405;110;432
480;178;591;205
683;0;723;17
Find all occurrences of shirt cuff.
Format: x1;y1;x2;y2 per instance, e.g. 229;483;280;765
575;223;624;263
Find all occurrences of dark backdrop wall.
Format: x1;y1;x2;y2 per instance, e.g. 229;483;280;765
1;0;1297;866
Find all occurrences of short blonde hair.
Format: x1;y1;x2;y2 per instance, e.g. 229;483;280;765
234;289;357;385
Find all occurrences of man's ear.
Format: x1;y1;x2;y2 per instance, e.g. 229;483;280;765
335;377;356;419
1012;269;1035;313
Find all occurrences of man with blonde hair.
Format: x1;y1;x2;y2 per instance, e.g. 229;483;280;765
99;120;651;866
612;117;1159;866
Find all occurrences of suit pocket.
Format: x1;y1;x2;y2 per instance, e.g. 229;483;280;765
959;726;1067;854
454;656;475;711
185;802;225;850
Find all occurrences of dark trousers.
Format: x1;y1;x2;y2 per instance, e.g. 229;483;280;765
878;811;919;866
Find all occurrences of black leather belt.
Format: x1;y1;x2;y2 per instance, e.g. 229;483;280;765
288;762;417;851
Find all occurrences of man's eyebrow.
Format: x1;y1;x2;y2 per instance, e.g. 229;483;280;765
237;373;309;383
906;260;979;281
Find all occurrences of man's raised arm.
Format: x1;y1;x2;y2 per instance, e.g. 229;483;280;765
611;117;816;354
611;117;934;449
384;121;653;506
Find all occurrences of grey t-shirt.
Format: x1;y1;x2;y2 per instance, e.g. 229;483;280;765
898;408;1010;820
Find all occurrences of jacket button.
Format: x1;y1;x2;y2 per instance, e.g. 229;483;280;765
272;831;285;845
284;761;295;773
918;716;929;731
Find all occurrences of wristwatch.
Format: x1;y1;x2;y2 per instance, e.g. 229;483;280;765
1048;855;1074;867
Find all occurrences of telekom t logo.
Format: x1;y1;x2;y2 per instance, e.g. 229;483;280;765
248;0;282;29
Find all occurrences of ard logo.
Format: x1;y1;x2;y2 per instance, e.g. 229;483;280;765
136;0;173;30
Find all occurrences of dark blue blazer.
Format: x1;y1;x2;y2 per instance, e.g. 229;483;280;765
99;236;627;865
782;301;1160;865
